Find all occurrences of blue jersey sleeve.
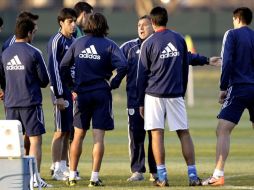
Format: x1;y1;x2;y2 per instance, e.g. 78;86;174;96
220;30;234;90
137;42;150;106
188;52;208;66
35;51;50;88
60;44;75;91
47;36;64;98
109;43;128;89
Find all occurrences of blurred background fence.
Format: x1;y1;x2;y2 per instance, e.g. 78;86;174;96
1;0;254;57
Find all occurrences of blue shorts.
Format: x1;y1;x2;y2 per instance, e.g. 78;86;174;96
6;106;46;136
73;89;114;131
53;96;73;132
218;85;254;124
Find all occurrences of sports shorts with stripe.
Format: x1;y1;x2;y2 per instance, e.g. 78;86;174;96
5;105;46;136
73;89;114;131
218;85;254;124
144;94;188;131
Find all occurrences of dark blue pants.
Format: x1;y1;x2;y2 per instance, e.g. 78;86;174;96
128;107;156;173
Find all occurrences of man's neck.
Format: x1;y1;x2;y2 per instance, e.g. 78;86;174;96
15;38;28;43
153;25;167;32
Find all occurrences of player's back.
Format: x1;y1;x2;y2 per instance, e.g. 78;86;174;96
222;26;254;86
140;29;188;97
2;42;49;107
67;35;126;92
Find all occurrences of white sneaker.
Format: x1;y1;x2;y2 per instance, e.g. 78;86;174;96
61;167;70;177
52;169;68;181
149;173;157;182
127;172;144;181
34;178;53;188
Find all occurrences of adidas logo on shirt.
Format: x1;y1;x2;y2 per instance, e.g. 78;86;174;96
79;45;101;60
6;55;25;70
160;42;180;59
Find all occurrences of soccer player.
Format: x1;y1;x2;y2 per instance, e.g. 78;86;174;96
73;1;93;38
202;7;254;186
122;14;221;183
0;18;51;188
137;7;201;186
60;12;127;187
2;11;39;52
47;8;77;181
120;15;157;182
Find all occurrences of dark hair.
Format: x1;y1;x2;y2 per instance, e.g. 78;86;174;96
84;13;109;37
17;11;39;21
139;15;151;21
57;8;77;25
15;19;35;39
150;6;168;26
74;1;93;16
233;7;252;25
0;17;3;27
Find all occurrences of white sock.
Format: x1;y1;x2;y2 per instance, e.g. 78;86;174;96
213;169;224;178
60;160;67;170
90;171;99;182
54;161;60;171
157;164;166;170
69;170;77;179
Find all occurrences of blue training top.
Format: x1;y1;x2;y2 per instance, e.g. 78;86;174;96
137;29;189;106
121;37;209;108
2;35;16;52
220;26;254;90
60;35;127;93
0;42;49;107
47;32;75;98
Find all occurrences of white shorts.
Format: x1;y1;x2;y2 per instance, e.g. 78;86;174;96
144;94;188;131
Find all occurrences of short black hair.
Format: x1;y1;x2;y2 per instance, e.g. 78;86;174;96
0;17;3;27
15;18;35;39
57;8;77;25
84;12;109;37
233;7;253;25
74;1;93;16
150;6;168;27
17;11;39;21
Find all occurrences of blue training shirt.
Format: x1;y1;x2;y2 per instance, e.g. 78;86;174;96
121;37;209;108
0;42;49;107
47;32;75;98
137;29;189;106
220;26;254;90
60;35;127;93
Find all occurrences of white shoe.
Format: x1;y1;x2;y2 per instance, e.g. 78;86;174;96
61;167;70;177
127;172;144;181
149;173;157;182
34;178;53;188
52;170;68;181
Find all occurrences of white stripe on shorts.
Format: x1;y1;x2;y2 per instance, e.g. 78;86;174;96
144;94;188;131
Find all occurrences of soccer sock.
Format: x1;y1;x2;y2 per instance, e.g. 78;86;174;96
187;165;198;180
157;165;167;181
54;161;60;172
212;169;224;179
90;171;99;182
69;170;76;179
60;160;67;170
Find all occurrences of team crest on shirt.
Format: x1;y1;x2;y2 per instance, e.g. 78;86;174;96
6;55;25;70
128;108;135;115
79;45;101;60
160;42;180;59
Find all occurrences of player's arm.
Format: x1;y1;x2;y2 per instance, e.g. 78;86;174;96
188;52;221;66
182;40;189;97
47;39;64;98
35;51;50;88
60;44;75;91
220;30;234;91
109;43;128;89
0;54;5;100
137;42;150;107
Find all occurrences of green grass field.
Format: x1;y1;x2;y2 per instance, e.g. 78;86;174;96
1;68;254;190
